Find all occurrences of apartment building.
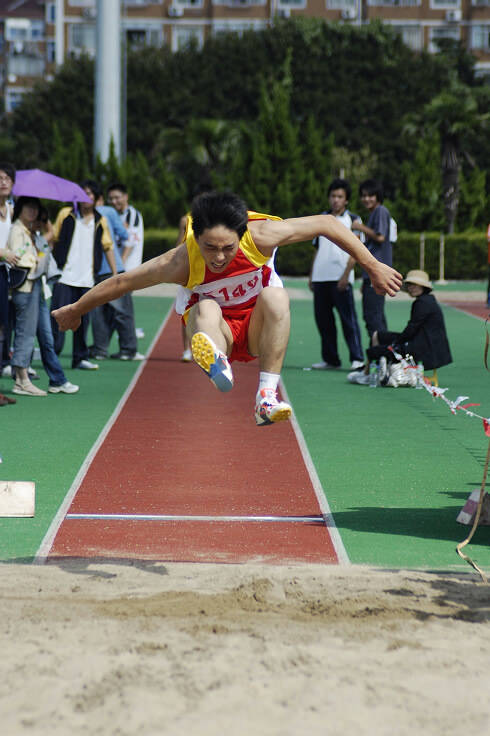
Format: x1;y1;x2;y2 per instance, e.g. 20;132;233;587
0;0;489;112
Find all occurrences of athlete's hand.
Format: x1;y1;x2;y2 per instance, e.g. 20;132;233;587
51;304;82;332
368;262;403;297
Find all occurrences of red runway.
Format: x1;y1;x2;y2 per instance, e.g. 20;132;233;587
48;311;340;565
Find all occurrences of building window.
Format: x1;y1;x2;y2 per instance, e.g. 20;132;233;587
46;3;56;24
367;0;420;5
329;1;357;9
7;56;45;77
172;25;203;52
5;19;45;43
5;88;26;113
174;0;204;7
471;24;490;51
47;40;56;62
213;20;268;35
429;25;460;52
70;23;96;55
430;0;460;7
392;24;422;50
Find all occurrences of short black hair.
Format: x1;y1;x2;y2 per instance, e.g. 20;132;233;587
191;190;249;240
80;179;102;201
107;182;127;195
328;178;351;200
13;196;40;222
359;179;384;203
0;162;16;183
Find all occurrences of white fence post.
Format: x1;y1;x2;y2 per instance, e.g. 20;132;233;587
436;232;447;285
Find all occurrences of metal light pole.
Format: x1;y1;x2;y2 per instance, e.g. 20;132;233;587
94;0;121;162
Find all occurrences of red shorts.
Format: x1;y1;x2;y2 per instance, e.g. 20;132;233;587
225;311;257;363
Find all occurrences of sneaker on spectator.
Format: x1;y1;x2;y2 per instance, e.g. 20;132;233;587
48;381;80;394
181;348;192;362
74;359;99;370
89;347;106;360
311;361;341;370
255;388;292;426
347;370;369;385
191;332;233;392
28;367;40;380
350;360;365;371
135;327;145;339
13;380;47;396
110;352;145;361
1;365;12;378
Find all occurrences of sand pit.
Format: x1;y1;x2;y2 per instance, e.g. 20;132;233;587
1;561;490;735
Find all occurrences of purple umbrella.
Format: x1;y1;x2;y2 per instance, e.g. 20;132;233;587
12;169;92;204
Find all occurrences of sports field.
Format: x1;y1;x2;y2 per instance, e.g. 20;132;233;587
1;280;489;571
1;281;490;736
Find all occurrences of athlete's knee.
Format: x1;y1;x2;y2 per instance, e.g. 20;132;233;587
257;286;290;317
189;297;222;322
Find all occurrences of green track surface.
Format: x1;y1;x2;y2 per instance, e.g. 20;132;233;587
1;284;489;572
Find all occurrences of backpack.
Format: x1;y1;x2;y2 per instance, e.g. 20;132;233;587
389;217;398;243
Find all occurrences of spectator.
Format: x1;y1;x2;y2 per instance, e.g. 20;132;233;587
50;179;117;370
90;192;144;361
0;162;16;384
28;207;79;394
107;182;145;340
309;178;365;371
348;270;452;386
7;196;48;396
352;179;394;338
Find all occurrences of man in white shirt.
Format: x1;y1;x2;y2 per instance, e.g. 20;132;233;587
309;178;365;371
50;180;117;370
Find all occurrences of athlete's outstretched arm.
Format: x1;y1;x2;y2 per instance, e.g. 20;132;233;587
250;215;403;297
52;245;189;333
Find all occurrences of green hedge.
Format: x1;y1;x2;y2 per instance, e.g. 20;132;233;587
142;229;489;280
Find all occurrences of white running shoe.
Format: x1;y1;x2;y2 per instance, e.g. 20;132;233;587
13;380;47;396
254;388;292;427
350;360;365;371
347;370;369;385
191;332;234;392
181;348;192;362
311;361;341;370
75;359;99;370
135;327;145;339
48;381;80;394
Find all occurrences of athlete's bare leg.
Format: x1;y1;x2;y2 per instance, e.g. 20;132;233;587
185;298;233;356
248;287;290;374
186;298;235;392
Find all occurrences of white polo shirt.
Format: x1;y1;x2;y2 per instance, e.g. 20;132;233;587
311;210;364;284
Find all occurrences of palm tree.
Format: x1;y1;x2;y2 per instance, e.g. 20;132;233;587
402;78;489;233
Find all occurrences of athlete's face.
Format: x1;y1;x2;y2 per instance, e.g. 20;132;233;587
197;226;240;273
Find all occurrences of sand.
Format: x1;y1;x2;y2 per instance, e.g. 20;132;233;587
1;561;490;736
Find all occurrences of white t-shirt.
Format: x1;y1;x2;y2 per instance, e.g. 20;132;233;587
60;217;95;288
311;210;363;284
0;205;12;248
119;206;144;272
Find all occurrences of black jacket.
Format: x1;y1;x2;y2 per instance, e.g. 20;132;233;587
397;293;452;370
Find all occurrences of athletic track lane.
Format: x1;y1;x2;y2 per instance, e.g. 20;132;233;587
46;310;341;565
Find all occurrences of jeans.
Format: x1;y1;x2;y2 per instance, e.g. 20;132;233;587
91;275;137;357
50;282;91;368
37;291;67;387
11;279;41;369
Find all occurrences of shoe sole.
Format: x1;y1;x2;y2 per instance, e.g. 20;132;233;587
12;389;47;396
256;404;292;427
48;388;79;394
191;333;233;392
